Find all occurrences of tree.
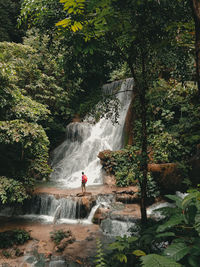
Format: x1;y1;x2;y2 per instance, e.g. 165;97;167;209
191;0;200;96
0;42;52;204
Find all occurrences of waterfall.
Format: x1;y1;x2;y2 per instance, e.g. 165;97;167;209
22;194;80;223
85;204;100;224
84;194;116;224
50;78;134;188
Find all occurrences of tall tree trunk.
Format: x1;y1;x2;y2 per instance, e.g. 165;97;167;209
191;0;200;96
139;52;148;224
127;55;148;224
139;89;148;224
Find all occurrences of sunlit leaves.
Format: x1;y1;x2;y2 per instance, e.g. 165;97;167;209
0;176;28;204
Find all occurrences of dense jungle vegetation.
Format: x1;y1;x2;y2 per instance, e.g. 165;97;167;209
0;0;200;266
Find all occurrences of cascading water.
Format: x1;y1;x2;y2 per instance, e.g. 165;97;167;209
50;78;134;188
14;194;81;224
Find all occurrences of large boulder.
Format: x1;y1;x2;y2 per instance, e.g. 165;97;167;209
148;163;183;193
93;207;110;224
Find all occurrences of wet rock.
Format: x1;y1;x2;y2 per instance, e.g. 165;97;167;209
55;234;76;252
114;186;139;204
103;175;116;186
148;163;183;193
93;207;109;224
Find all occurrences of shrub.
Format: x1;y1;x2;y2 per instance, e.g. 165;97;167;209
0;229;30;249
50;229;71;245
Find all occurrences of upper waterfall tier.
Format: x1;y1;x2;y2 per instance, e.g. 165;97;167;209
50;78;134;188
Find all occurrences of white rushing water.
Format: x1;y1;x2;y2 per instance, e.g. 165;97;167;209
50;78;134;188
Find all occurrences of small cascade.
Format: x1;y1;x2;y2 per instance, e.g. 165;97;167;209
53;204;61;224
50;78;134;188
22;194;81;223
85;204;100;224
84;194;116;224
147;201;175;220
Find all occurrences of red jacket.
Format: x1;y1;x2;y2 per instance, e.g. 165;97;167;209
82;175;87;183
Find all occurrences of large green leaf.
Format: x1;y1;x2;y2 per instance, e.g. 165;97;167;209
163;242;190;261
156;232;175;238
141;254;182;267
182;192;200;209
157;214;184;233
195;213;200;235
165;195;182;208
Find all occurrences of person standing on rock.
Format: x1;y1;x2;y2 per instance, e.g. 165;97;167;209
81;172;87;194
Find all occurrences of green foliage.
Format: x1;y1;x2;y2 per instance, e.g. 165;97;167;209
0;41;53;204
2;250;11;258
109;63;131;82
50;229;70;245
141;254;182;267
0;177;28;204
139;191;200;266
100;148;160;198
148;79;200;164
0;120;51;179
107;236;139;266
0;0;24;42
0;229;30;249
95;239;107;267
105;190;200;266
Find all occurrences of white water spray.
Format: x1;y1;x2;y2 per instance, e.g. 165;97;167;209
50;79;134;188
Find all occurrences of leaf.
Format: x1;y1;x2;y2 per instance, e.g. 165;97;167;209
141;254;182;267
115;253;127;263
56;18;70;27
165;194;182;208
182;191;200;209
133;250;146;256
188;255;200;267
163;242;190;261
157;214;184;233
194;213;200;235
156;232;175;238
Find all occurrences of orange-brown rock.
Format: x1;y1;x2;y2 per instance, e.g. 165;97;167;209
103;175;116;186
56;234;76;252
98;150;112;161
124;94;135;145
93;207;109;224
72;114;81;122
148;163;183;192
81;196;90;210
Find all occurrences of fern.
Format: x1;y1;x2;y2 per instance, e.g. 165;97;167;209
95;239;107;267
141;254;182;267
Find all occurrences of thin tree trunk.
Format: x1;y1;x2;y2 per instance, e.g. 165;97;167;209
139;52;148;224
139;90;148;224
191;0;200;96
